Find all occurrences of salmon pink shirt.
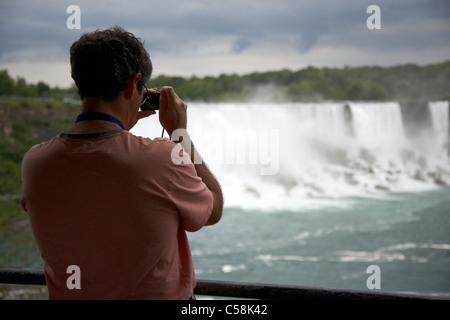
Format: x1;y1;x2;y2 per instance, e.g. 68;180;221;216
21;130;213;299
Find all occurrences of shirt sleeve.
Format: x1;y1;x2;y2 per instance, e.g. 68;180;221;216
168;160;214;232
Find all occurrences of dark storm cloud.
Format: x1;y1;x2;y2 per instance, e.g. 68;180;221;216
0;0;449;65
0;1;82;62
231;38;253;54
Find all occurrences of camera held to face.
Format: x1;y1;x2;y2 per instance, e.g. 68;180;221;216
140;92;160;110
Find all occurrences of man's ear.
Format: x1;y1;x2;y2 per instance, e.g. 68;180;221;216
124;73;142;99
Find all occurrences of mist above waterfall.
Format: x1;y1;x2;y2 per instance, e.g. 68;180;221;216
131;101;450;210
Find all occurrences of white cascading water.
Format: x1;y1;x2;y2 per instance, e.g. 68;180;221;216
429;101;449;157
131;101;450;211
349;102;406;148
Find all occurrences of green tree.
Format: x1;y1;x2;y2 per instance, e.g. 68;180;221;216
0;69;14;95
13;77;35;97
36;81;51;97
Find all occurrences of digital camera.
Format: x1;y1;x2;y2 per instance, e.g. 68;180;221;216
140;92;160;110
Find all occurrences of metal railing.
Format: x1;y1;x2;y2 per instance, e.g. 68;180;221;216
1;268;448;300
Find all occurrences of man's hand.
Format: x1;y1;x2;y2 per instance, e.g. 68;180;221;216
136;87;157;122
158;86;187;138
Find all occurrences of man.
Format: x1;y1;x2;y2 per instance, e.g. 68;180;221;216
21;26;223;299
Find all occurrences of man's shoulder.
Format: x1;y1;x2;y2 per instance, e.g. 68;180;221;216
23;136;58;157
122;132;180;164
125;132;175;149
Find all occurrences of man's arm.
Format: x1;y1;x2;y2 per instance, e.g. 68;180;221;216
182;139;223;225
159;86;223;225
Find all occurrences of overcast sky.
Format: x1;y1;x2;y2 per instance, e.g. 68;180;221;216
0;0;449;87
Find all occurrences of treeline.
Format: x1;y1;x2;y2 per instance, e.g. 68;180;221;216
148;61;450;102
0;70;77;100
1;60;449;102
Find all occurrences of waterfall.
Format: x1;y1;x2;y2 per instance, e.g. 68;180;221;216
429;101;449;134
348;102;405;148
293;102;349;137
428;101;449;155
131;101;450;210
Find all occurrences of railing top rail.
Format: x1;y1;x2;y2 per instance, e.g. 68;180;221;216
0;268;447;300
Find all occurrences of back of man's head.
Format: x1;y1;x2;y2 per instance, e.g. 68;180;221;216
70;26;152;101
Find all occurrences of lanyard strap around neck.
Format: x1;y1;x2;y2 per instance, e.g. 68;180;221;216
75;112;126;130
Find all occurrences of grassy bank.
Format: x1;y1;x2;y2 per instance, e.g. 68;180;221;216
0;97;78;298
0;98;81;298
0;198;25;227
0;97;80;196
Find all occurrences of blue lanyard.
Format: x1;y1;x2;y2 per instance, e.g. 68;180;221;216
75;112;126;130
